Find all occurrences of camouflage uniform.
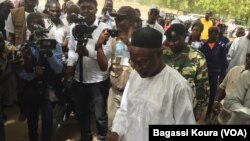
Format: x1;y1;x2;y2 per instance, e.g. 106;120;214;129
162;45;210;116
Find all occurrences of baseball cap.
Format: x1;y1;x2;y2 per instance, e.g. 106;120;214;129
110;6;135;17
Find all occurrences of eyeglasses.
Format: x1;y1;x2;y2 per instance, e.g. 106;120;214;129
128;58;151;68
115;16;127;22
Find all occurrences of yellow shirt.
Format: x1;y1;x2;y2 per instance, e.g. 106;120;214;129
200;18;213;40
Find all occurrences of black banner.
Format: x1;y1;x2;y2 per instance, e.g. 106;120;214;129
149;125;250;140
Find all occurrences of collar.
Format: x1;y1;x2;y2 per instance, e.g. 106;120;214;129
47;18;64;29
85;18;99;27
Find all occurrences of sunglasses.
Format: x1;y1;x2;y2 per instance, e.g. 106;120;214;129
115;16;127;22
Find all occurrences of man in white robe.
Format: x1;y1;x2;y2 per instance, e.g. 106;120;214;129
106;27;196;141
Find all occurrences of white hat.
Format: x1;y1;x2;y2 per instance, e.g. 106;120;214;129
149;4;160;11
0;0;5;4
171;19;181;25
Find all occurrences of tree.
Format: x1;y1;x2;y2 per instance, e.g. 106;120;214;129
134;0;250;25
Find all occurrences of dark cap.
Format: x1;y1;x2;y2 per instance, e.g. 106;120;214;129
149;5;160;12
131;27;163;49
208;26;220;34
110;6;135;17
164;23;186;39
192;21;204;32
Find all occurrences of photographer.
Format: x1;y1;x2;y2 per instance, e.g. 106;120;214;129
0;31;13;141
16;12;63;141
66;0;112;141
107;6;136;131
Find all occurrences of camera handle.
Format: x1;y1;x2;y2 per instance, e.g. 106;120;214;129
77;39;88;83
36;50;47;96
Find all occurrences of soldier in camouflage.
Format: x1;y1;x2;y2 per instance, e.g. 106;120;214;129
163;23;210;123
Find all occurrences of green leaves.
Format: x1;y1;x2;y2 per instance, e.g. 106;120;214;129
128;0;250;25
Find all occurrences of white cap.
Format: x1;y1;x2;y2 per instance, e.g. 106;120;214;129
0;0;5;4
149;4;160;11
171;19;181;25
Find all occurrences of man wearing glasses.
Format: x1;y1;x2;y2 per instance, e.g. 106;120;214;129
106;27;195;141
108;6;136;131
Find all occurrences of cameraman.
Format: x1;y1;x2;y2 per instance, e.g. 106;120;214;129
16;12;63;141
0;31;13;141
107;6;136;131
67;0;112;141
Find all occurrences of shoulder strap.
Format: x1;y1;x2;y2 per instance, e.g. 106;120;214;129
111;37;117;57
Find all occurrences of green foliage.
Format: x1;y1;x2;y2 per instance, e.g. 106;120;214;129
129;0;250;26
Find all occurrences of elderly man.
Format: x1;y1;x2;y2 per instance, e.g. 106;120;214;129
227;28;250;71
106;27;195;141
224;52;250;124
212;52;250;124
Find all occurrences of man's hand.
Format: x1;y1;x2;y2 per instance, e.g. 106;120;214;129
194;111;202;121
212;101;222;114
35;65;45;76
117;32;130;47
76;44;89;56
105;132;119;141
96;29;110;48
65;66;75;80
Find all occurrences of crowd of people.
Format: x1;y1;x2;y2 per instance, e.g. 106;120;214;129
0;0;250;141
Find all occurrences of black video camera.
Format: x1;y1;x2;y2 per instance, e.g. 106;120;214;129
107;29;119;38
38;39;57;51
72;14;97;43
30;24;56;51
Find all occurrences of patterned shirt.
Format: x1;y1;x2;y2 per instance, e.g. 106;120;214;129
163;45;210;113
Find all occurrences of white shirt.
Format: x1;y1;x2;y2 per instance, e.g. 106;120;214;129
228;36;250;71
67;18;112;83
5;11;31;41
112;65;196;141
225;70;250;124
227;37;241;61
44;18;68;44
142;20;165;35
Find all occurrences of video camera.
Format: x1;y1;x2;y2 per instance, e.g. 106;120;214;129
107;29;119;38
11;24;56;63
72;14;97;43
30;24;56;51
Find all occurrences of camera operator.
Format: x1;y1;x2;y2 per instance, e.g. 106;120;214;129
66;0;112;141
16;12;63;141
107;6;137;131
0;31;13;141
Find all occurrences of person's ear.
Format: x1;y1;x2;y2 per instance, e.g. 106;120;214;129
27;25;32;32
158;47;165;55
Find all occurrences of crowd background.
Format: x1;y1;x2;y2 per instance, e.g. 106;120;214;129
0;0;250;141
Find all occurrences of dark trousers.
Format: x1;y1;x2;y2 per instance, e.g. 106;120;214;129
206;71;220;119
0;95;5;141
25;100;53;141
73;79;110;141
22;82;53;141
